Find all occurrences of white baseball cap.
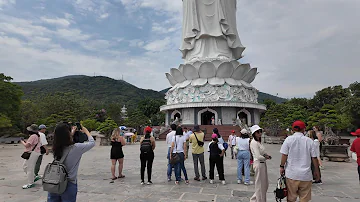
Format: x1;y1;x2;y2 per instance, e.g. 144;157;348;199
240;129;248;134
250;125;262;135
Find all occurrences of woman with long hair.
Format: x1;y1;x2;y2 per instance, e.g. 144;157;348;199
250;125;271;202
110;128;126;180
208;133;226;184
140;126;156;185
313;126;324;169
47;123;95;202
308;130;323;184
170;127;189;185
20;124;41;189
236;129;252;185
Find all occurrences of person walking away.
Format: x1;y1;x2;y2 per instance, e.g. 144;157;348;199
313;126;324;168
280;121;320;202
166;124;177;181
250;125;271;202
110;128;126;180
21;124;41;189
170;127;189;185
237;129;252;185
189;125;207;181
208;133;226;185
350;129;360;184
228;130;237;159
34;124;49;182
308;130;322;184
140;126;156;185
47;123;95;202
183;127;192;159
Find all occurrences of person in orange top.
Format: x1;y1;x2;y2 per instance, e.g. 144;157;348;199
350;129;360;183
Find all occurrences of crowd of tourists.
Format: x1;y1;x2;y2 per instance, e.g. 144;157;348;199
19;120;360;202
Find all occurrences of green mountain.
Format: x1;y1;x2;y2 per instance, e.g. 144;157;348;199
16;75;286;109
159;88;286;104
16;75;165;109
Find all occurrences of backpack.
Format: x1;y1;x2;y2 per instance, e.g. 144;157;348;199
140;138;152;153
274;175;287;202
42;147;72;194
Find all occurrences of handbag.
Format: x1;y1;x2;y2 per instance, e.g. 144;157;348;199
170;136;181;165
274;175;287;202
194;132;204;147
21;140;39;160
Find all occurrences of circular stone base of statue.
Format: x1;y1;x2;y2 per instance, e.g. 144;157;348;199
165;83;258;105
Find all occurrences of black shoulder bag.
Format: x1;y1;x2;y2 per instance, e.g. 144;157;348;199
194;132;204;147
21;137;39;160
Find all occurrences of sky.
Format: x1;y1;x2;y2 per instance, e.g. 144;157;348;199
1;0;359;98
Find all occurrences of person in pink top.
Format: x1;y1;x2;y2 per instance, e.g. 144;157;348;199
20;124;41;189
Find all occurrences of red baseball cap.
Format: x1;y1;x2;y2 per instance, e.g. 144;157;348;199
351;129;360;136
292;120;306;130
231;130;235;133
144;126;152;133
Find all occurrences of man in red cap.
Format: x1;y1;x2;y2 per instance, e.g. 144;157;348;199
280;120;320;202
228;130;237;159
350;129;360;183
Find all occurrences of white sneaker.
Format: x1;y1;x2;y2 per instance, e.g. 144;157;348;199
141;181;145;185
221;180;226;185
244;181;253;185
237;180;242;184
209;180;214;184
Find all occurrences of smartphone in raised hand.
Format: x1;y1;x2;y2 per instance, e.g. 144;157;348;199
75;122;82;131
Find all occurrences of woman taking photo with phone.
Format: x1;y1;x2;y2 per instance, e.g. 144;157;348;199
110;128;126;180
21;124;41;189
47;123;95;201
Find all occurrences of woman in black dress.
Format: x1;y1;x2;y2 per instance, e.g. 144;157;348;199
110;128;126;180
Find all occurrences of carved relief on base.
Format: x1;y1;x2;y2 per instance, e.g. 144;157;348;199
165;83;258;105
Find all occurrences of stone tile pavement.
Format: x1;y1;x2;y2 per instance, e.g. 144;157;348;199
0;140;359;202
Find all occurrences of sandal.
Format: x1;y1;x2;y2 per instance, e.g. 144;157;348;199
118;175;125;178
111;177;117;180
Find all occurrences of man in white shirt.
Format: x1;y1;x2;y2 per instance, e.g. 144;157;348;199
280;121;320;202
34;124;49;181
166;124;177;181
228;130;237;159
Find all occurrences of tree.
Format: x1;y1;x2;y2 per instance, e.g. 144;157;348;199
0;74;23;121
307;104;344;131
309;85;350;112
124;109;150;128
96;118;117;137
19;100;40;133
81;119;101;131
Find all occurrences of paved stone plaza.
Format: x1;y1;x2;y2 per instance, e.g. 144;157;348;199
0;140;359;202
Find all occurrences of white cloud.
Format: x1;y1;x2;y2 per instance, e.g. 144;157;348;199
41;17;71;27
143;37;171;52
0;0;15;10
151;23;178;34
99;13;109;19
129;39;144;48
56;28;91;41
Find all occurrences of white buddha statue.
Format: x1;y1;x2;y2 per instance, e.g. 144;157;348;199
180;0;245;62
